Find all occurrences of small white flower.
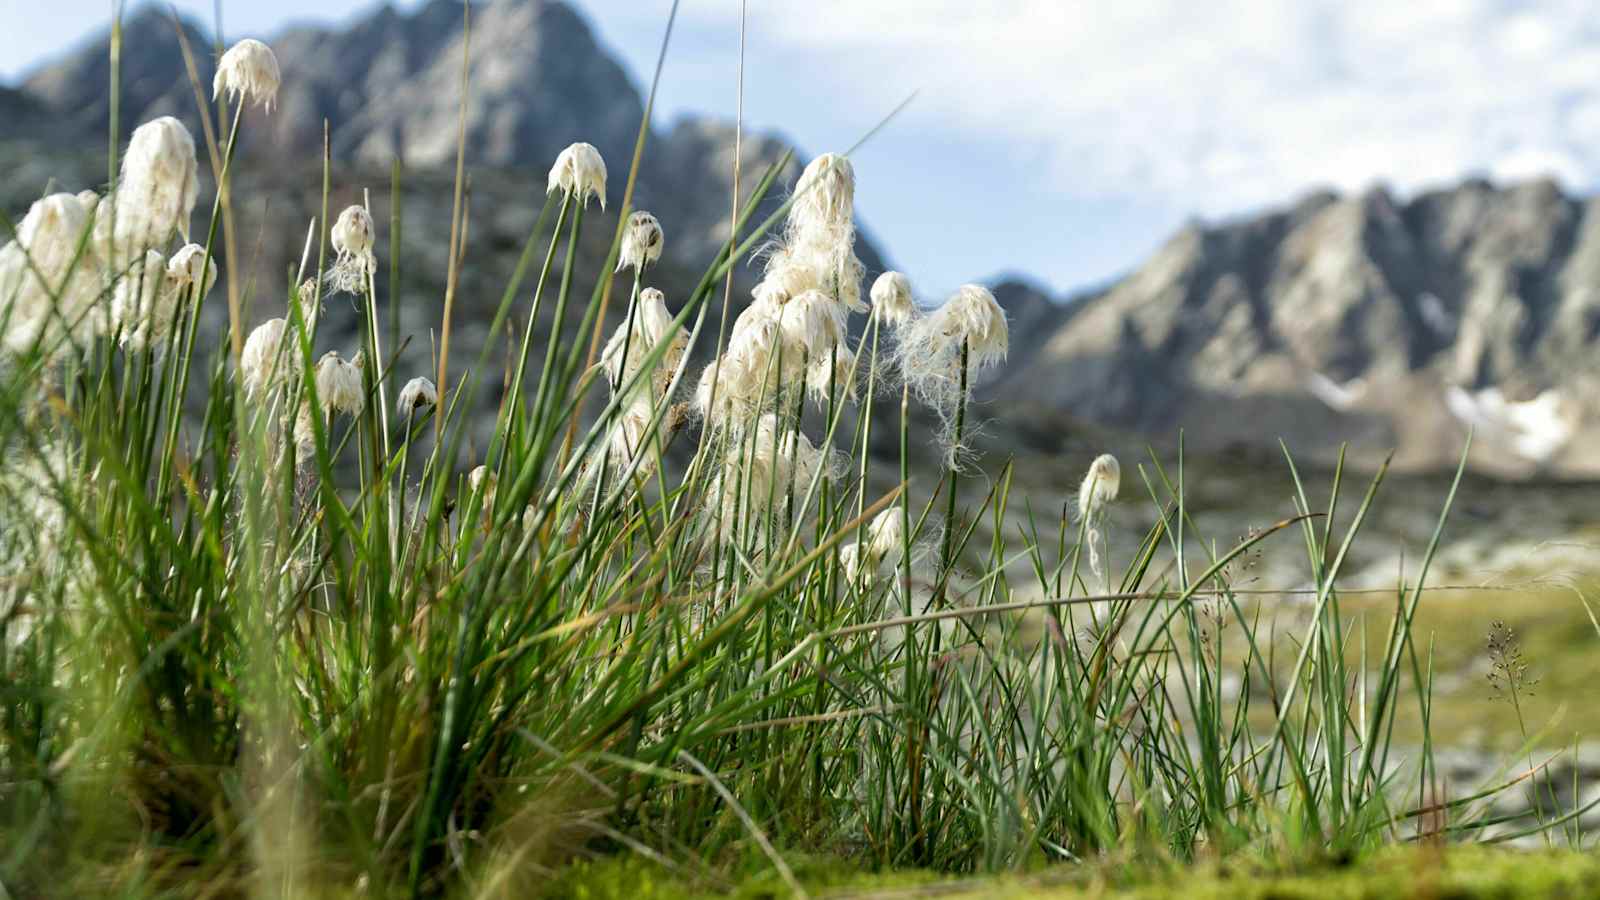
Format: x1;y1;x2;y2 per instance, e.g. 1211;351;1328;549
213;38;281;111
327;205;376;294
547;142;607;209
870;271;916;328
397;377;438;416
616;211;663;272
1077;454;1121;523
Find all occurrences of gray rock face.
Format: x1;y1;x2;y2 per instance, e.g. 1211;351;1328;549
1002;180;1600;475
9;0;888;278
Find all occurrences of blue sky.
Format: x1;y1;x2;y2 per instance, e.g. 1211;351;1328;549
6;1;1600;298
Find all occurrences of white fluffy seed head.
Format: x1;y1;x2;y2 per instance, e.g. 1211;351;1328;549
397;377;438;416
1077;453;1121;522
601;287;684;401
0;192;100;354
314;350;365;417
791;153;855;237
871;271;916;328
109;249;168;351
213;38;281;111
617;211;663;272
547;142;607;209
116;117;199;247
240;318;290;396
327;205;376;294
707;413;829;539
840;507;906;584
166;244;218;300
332;205;374;259
806;344;856;408
778;289;847;361
936;284;1009;370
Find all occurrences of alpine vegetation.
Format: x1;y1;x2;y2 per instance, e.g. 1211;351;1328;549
0;17;1550;900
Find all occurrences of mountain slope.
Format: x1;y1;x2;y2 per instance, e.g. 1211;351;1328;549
9;0;888;278
1003;178;1600;474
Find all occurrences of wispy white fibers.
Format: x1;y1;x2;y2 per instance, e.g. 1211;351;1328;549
115;243;217;353
870;271;917;329
695;153;870;426
601;287;686;402
240;285;321;397
314;350;366;417
706;413;831;543
214;38;281;112
838;506;906;585
547;142;608;210
0;192;100;355
616;211;663;273
293;350;365;453
102;117;199;251
896;284;1009;462
327;205;376;295
1077;453;1121;580
108;249;167;350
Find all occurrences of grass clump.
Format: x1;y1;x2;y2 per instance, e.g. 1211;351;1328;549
0;7;1586;899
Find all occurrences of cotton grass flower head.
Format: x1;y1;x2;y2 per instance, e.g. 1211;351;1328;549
1077;453;1121;523
616;211;663;272
870;271;916;328
894;285;1009;466
314;350;366;417
790;153;855;239
706;413;830;541
292;351;365;453
397;377;438;417
240;283;319;398
601;287;685;401
113;117;199;247
0;192;100;354
1077;453;1121;580
839;507;906;584
693;307;779;424
467;465;496;506
166;243;218;299
327;205;376;294
213;38;281;111
108;249;168;351
547;142;607;210
240;318;291;396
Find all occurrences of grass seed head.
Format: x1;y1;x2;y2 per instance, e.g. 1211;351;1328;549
870;271;916;328
213;38;281;112
547;142;608;210
397;377;438;416
616;211;663;272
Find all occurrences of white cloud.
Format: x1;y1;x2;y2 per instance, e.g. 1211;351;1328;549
653;0;1600;215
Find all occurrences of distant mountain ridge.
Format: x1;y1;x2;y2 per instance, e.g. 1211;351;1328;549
997;178;1600;475
6;0;888;278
